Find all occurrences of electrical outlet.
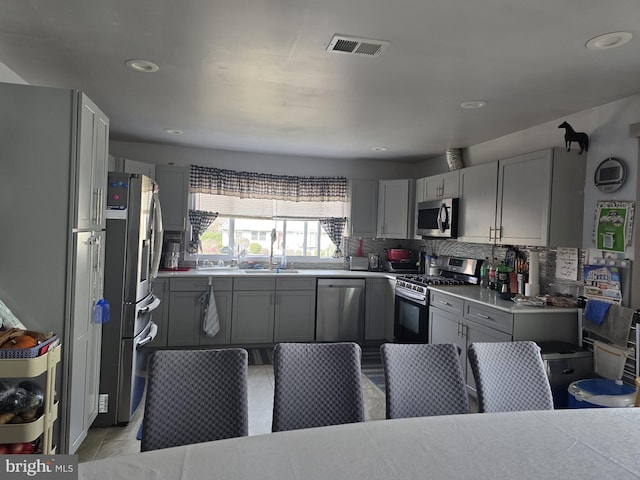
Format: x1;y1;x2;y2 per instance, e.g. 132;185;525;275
98;394;108;413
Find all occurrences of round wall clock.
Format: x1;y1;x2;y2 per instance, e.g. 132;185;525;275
594;157;625;193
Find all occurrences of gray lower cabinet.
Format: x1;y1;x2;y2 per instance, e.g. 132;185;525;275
200;290;232;345
274;290;316;342
232;290;275;343
231;278;276;344
149;278;170;347
167;277;232;346
233;277;316;344
429;289;577;393
365;278;394;341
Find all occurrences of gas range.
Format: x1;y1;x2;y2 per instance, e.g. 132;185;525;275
394;256;480;305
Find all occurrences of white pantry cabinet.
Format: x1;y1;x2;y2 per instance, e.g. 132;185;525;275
0;84;108;454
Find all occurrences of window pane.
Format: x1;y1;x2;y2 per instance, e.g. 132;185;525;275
319;222;335;258
284;220;306;256
200;216;230;254
237;218;276;256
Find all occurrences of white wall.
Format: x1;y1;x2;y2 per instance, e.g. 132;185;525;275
0;60;26;84
109;141;418;180
460;94;640;261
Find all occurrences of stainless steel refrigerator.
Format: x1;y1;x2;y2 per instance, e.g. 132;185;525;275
95;172;163;426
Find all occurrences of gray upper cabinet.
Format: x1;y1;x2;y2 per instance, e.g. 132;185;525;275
155;165;189;231
377;179;413;239
113;157;156;179
424;171;460;200
496;148;585;247
76;94;109;231
457;163;498;243
348;179;378;238
457;148;585;247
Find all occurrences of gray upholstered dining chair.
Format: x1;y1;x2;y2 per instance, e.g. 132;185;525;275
467;341;554;413
140;348;249;452
271;342;365;432
381;343;469;419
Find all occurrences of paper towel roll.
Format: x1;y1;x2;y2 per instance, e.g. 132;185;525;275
528;251;539;285
525;283;540;297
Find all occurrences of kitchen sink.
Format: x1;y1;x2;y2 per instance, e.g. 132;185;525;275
196;265;240;271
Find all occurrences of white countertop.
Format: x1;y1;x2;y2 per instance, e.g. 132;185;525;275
158;268;397;279
428;284;579;314
79;408;640;480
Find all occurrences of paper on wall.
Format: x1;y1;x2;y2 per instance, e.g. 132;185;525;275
555;247;579;280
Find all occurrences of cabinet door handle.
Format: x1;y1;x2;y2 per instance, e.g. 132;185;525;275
475;313;491;319
438;300;451;306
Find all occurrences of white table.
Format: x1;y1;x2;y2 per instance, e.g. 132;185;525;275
79;408;640;479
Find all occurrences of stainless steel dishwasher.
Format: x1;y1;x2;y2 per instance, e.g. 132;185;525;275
316;279;365;342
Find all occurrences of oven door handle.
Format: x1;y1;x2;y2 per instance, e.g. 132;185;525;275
395;289;427;304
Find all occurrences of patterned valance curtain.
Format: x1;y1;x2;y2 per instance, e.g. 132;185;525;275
188;209;218;252
190;165;347;202
320;217;347;257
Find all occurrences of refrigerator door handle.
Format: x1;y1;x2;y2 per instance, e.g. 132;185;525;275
137;321;158;348
150;189;164;280
139;294;161;314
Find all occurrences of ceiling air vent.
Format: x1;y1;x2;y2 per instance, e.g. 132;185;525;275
326;35;388;57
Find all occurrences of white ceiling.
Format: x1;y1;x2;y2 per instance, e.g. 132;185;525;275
1;0;639;161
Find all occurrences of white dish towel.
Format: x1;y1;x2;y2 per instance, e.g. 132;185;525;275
201;286;220;337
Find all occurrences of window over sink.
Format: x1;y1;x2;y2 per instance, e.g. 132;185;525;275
189;172;347;263
189;165;347;261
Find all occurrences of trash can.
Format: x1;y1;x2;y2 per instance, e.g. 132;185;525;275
568;378;637;408
538;341;593;409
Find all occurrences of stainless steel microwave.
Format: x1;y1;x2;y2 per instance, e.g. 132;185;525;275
416;198;459;238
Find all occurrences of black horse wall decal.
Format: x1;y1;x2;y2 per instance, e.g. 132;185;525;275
558;121;589;154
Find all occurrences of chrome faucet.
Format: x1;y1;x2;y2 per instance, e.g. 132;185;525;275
269;228;276;270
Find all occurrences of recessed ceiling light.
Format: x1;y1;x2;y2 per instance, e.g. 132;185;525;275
460;100;487;109
586;32;632;50
371;146;388;151
164;128;183;135
125;59;160;73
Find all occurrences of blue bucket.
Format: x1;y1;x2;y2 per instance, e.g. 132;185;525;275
568;378;636;408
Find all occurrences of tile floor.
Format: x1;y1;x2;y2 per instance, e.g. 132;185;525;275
76;364;387;462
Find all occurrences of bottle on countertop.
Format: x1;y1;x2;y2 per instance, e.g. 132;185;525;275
488;258;497;290
480;257;489;288
497;260;513;293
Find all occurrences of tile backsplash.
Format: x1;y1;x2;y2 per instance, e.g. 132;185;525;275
345;236;587;296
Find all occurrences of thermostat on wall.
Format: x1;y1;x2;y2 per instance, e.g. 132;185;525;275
594;157;625;193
